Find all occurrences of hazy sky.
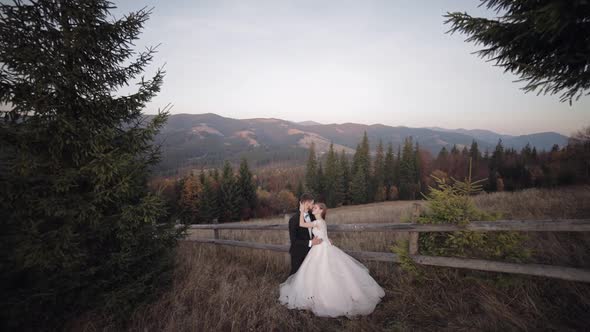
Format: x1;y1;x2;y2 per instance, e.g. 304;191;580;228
115;0;589;136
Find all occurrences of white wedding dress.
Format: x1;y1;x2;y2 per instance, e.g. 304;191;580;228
279;218;385;318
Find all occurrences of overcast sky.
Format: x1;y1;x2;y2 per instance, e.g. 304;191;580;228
115;0;589;136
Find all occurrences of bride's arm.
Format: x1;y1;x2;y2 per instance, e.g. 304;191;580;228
298;203;315;228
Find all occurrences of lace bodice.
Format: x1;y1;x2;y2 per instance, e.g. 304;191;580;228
311;218;330;243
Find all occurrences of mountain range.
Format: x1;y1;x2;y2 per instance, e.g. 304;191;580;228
152;113;568;172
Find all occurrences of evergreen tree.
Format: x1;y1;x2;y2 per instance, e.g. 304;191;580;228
219;161;240;222
372;139;386;201
445;0;590;103
199;175;217;223
394;145;402;188
0;1;183;330
399;137;418;200
469;140;481;162
352;132;371;176
438;146;449;160
461;146;469;157
350;168;368;204
211;168;219;182
488;139;506;191
305;142;318;195
383;143;395;200
316;161;326;202
350;132;371;203
415;141;423;195
339;149;351;205
324;143;344;207
237;158;257;219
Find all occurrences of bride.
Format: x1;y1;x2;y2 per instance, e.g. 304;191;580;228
279;202;385;318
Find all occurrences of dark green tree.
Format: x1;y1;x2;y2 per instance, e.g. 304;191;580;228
350;168;368;204
394;145;402;188
237;158;257;219
316;161;326;202
339;149;351;205
350;132;371;203
469;140;480;162
199;175;218;223
415;141;423;194
372;139;386;201
488;139;506;191
305;142;319;195
445;0;590;103
384;142;395;200
324;143;344;207
352;132;371;177
219;161;240;222
0;1;183;330
399;137;418;200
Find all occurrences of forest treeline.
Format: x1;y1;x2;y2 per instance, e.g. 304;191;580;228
161;127;589;224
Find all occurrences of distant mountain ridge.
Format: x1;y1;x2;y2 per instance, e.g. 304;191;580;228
153;113;568;172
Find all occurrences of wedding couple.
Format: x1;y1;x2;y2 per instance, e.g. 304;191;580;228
278;193;385;318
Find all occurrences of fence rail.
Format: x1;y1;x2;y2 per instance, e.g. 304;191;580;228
188;218;590;233
185;218;590;283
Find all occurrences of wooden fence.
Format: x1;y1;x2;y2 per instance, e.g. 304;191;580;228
185;218;590;283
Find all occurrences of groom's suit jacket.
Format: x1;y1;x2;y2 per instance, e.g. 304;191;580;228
288;210;316;255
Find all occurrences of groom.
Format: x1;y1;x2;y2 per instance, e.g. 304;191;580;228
288;193;323;275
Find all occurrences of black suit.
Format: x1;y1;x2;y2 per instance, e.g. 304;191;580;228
288;210;316;276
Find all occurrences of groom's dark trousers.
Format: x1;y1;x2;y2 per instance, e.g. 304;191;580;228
288;211;316;276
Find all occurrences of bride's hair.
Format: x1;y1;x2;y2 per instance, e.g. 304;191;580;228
316;202;327;219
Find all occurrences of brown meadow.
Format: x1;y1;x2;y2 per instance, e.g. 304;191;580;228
71;186;590;331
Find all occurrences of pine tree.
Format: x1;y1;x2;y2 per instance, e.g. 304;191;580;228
488;139;505;191
339;149;351;205
399;137;418;200
445;0;590;103
461;146;469;157
394;145;402;188
415;141;422;195
219;161;240;222
350;168;368;204
352;132;370;176
237;158;257;219
350;132;371;203
469;140;480;162
199;175;217;223
372;139;386;201
316;161;326;202
208;169;222;221
324;143;344;207
0;1;183;330
305;142;318;195
384;142;395;200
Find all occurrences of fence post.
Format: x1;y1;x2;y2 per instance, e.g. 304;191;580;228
213;218;219;240
409;203;421;255
284;213;291;265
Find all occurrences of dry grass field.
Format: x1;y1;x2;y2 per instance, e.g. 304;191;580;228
71;186;590;331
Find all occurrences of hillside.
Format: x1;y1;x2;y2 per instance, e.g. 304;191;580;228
152;113;569;172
